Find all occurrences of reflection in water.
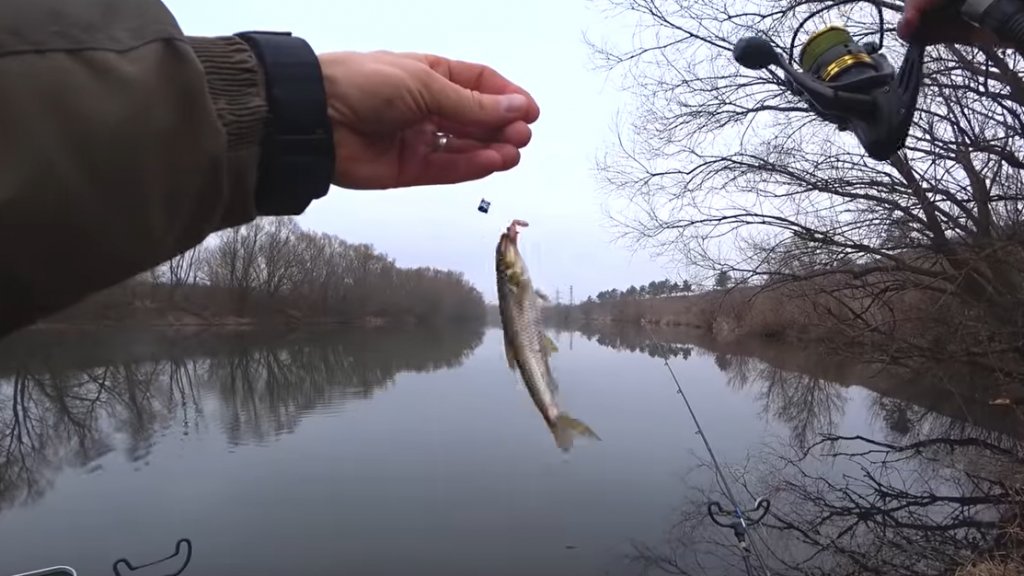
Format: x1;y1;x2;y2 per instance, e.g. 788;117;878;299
0;326;483;517
7;322;1024;576
576;322;1024;576
623;430;1024;576
712;352;846;452
574;327;694;361
578;323;847;451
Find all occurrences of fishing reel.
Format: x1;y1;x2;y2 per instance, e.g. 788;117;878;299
733;0;1024;160
732;11;926;162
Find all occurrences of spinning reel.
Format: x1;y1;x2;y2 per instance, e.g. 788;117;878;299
731;0;1023;161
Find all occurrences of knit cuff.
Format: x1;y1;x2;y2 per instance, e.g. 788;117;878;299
185;35;268;152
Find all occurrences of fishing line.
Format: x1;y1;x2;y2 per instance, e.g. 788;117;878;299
643;324;772;576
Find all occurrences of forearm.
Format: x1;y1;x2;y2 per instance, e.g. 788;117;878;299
0;0;333;337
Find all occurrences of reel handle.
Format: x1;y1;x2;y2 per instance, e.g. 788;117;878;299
112;538;193;576
706;497;771;527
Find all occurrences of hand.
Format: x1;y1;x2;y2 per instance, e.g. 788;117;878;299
318;50;540;190
896;0;1002;45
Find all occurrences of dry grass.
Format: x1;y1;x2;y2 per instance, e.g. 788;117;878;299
958;560;1024;575
958;518;1024;576
577;273;972;351
579;285;843;343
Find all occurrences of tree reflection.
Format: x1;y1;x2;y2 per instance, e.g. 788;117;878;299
716;351;847;452
0;326;483;514
627;424;1024;576
573;323;1024;575
578;323;848;451
578;325;694;360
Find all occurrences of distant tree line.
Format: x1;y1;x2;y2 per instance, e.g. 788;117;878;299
588;278;693;303
46;217;486;327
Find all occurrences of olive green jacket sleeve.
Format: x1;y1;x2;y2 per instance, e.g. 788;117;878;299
0;0;329;337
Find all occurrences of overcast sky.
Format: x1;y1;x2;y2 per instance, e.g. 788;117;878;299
163;0;671;303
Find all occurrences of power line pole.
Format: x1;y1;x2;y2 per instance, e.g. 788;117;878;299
555;288;561;306
569;284;575;351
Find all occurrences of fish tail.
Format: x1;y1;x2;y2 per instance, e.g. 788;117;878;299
551;413;601;452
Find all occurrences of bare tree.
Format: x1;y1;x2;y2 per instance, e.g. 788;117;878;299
157;243;205;287
586;0;1024;368
41;215;488;327
253;216;303;297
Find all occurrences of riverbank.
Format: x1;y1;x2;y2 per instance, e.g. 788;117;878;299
29;279;485;333
30;312;406;331
552;277;1024;394
18;214;490;334
572;321;1024;438
567;279;1011;369
570;285;840;343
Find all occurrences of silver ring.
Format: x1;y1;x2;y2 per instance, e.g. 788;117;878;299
433;131;451;152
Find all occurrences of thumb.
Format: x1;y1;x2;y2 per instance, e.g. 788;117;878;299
896;11;919;41
423;76;529;128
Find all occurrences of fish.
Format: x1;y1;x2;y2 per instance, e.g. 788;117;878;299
495;219;600;452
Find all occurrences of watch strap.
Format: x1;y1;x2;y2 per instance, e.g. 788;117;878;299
235;30;334;215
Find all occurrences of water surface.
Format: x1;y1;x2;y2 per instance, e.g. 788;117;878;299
0;325;1019;576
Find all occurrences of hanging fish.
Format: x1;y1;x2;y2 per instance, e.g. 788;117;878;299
495;218;600;452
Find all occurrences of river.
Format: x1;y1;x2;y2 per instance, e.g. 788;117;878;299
0;325;1021;576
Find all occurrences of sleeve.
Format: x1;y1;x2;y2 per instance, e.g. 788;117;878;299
0;0;334;337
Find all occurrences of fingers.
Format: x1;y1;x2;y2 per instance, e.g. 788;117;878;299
419;74;535;132
410;53;541;124
442;64;538;124
895;13;917;41
401;143;521;187
433;135;487;155
410;122;526;155
897;0;995;45
415;54;541;121
433;119;533;148
897;0;932;39
325;50;540;190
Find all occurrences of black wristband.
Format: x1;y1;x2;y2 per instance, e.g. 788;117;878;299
234;31;334;216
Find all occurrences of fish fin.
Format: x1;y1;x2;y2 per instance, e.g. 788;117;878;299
544;333;559;354
503;335;518;372
551;414;601;452
535;288;550;303
545;365;559;394
537;331;558;358
513;279;531;304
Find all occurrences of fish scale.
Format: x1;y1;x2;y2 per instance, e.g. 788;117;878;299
495;219;600;453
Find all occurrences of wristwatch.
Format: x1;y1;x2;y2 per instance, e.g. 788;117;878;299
234;31;335;216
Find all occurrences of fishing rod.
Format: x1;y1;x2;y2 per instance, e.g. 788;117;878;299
644;325;772;576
